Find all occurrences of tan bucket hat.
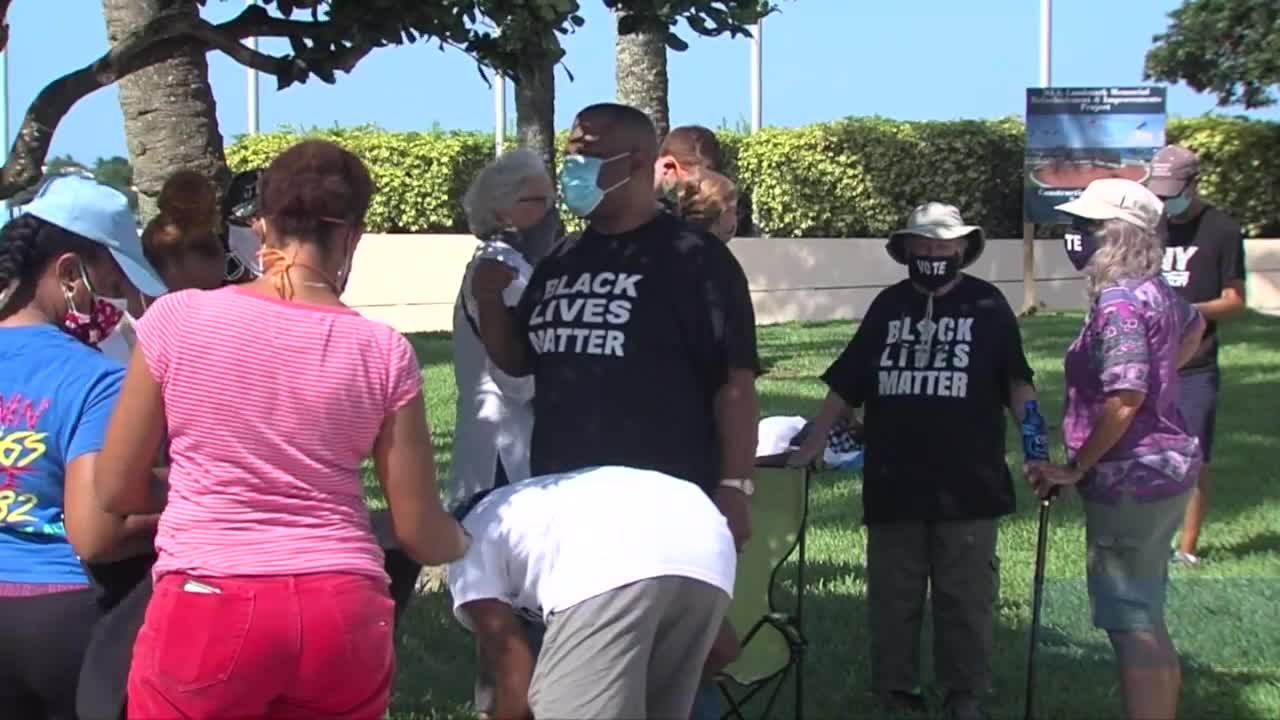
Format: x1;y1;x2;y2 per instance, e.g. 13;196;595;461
886;202;986;268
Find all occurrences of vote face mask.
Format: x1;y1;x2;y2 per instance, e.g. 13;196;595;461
63;263;127;347
907;254;960;291
1064;220;1101;271
560;153;630;218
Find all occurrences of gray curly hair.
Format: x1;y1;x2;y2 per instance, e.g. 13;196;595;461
1084;217;1165;302
462;148;551;238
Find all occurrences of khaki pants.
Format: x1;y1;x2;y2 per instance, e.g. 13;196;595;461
866;519;1000;695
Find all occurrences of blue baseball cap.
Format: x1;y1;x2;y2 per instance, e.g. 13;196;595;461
22;175;168;297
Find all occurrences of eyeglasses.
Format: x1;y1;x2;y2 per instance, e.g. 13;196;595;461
517;195;554;211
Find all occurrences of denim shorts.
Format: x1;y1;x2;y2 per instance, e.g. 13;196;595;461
1177;368;1220;463
1083;491;1191;633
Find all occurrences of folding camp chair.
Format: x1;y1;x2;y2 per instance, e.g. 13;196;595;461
716;459;810;720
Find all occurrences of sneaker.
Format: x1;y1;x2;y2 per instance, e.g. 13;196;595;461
943;692;986;720
1171;550;1202;567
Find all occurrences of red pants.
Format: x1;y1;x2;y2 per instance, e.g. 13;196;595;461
126;572;394;719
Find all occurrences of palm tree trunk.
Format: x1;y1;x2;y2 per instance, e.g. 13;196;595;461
614;11;669;139
514;54;556;172
102;0;228;221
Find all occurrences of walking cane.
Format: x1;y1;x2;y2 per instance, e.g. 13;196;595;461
1023;488;1057;720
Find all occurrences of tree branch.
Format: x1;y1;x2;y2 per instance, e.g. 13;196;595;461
0;0;11;54
1;4;371;200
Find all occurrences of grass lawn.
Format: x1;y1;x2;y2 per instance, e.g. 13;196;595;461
377;310;1280;719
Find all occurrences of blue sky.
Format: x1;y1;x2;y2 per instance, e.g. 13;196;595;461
6;0;1279;164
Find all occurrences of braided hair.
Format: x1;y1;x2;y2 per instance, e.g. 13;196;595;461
0;214;104;314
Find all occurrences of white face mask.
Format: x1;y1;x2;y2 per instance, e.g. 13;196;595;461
227;225;264;275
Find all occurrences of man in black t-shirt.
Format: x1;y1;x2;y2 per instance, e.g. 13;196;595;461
791;203;1039;720
470;103;761;553
1146;146;1249;567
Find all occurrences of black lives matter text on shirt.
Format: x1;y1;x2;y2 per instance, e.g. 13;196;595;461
516;211;760;493
1162;205;1247;374
821;276;1034;524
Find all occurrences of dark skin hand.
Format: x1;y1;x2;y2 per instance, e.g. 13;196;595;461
464;600;536;720
703;619;741;678
65;453;161;564
94;348;173;519
714;368;759;551
371;391;472;567
472;260;530;378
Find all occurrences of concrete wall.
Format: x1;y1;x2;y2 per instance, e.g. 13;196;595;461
341;234;1280;333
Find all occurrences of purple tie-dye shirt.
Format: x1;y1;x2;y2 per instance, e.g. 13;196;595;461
1062;275;1203;504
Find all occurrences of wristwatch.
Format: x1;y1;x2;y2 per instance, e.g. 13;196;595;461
719;478;755;497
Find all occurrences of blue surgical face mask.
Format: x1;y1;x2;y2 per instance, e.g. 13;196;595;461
1164;191;1192;217
560;153;630;218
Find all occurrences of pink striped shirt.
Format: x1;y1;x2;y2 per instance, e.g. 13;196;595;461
135;286;423;582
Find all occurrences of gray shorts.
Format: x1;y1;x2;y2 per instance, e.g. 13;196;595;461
528;575;730;720
1084;492;1191;633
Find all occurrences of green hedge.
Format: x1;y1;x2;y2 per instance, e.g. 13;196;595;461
227;116;1280;238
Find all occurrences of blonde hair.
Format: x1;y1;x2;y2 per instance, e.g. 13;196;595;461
1085;218;1164;302
141;170;220;273
674;169;738;241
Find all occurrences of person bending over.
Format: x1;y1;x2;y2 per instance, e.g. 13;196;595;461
454;147;561;719
447;465;737;720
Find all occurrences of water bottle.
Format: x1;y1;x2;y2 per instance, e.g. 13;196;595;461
1021;400;1050;462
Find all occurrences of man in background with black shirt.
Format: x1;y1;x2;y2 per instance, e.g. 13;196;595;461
792;203;1039;720
1146;145;1248;567
470;102;761;551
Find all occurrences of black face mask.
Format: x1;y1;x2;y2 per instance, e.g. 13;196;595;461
515;209;562;265
1064;219;1100;271
908;254;960;291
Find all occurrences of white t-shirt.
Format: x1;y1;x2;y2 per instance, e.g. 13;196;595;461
447;465;737;629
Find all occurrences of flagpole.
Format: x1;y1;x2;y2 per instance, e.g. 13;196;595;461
247;0;260;134
750;20;763;133
1039;0;1052;87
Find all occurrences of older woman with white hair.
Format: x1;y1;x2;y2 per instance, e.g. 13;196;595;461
452;147;559;719
453;148;559;503
1028;178;1205;720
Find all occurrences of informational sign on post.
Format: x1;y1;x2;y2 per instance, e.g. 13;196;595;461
1024;86;1167;224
